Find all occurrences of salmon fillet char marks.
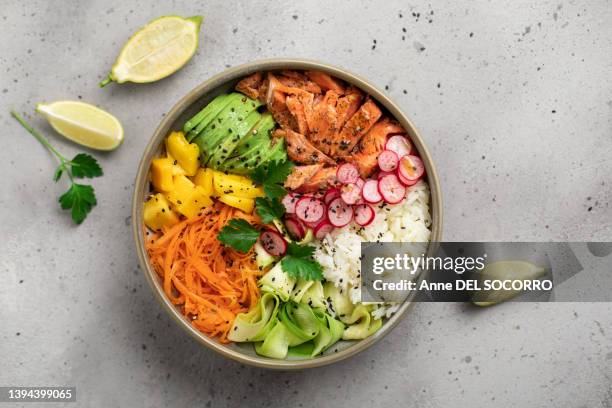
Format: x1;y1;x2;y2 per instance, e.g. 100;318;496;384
331;97;382;156
285;164;323;191
285;165;338;192
275;128;335;166
344;118;406;177
235;72;263;100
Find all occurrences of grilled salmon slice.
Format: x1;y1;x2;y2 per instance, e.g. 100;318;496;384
296;166;338;192
330;97;382;156
344;118;405;177
275;128;335;166
336;86;363;129
306;71;346;94
235;72;264;100
286;93;314;135
307;90;341;155
285;164;323;190
278;71;322;94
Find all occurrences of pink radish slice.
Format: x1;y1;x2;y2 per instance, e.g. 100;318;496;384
340;178;364;205
354;204;375;226
336;163;360;184
284;217;305;240
385;135;412;158
377;170;394;180
378;174;406;204
362;179;383;203
398;155;425;182
282;193;301;214
327;197;354;227
377;150;399;172
314;221;334;239
397;169;418;186
259;230;287;256
295;196;326;224
323;188;341;205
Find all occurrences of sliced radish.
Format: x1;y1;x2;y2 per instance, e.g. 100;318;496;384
314;221;334;240
378;174;406;204
354;204;375;226
377;150;399;172
340;178;364;205
327;197;354;227
397;168;418;186
323;188;341;205
362;179;383;203
398;155;424;182
284;217;305;240
385;135;412;158
377;170;394;180
282;193;301;214
336;163;360;184
259;230;287;256
295;196;326;224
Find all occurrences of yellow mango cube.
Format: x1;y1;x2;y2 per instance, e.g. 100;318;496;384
218;194;255;213
165;176;212;218
213;170;264;199
143;194;179;231
183;186;214;218
166;131;199;176
150;158;174;192
165;175;194;208
193;168;215;197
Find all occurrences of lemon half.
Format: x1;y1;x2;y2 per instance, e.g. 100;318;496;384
36;101;124;150
100;15;203;87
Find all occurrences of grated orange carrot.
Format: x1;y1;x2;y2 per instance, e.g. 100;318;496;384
145;202;263;343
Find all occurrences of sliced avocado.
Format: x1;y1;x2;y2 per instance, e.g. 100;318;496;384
192;93;262;165
227;112;275;160
219;113;276;174
187;93;243;141
186;94;240;141
183;93;231;138
207;109;261;170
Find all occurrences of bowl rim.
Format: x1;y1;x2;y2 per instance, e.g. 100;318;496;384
132;58;443;370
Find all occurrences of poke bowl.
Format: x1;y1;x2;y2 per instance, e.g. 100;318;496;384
132;59;443;369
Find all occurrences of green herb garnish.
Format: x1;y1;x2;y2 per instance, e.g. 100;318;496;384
255;197;285;224
251;160;294;200
281;242;324;281
11;111;103;224
217;218;260;253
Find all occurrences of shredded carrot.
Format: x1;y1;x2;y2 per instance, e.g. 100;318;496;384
145;202;263;343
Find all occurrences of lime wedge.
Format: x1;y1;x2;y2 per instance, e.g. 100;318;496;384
99;15;203;87
36;101;124;150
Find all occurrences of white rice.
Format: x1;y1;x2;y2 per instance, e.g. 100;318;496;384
314;180;432;314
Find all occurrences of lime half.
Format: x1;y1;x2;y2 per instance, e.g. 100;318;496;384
100;15;203;87
36;101;124;150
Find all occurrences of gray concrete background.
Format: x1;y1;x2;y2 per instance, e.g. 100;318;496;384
1;0;611;407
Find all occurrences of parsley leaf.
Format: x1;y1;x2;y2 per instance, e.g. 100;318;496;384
255;197;285;224
70;153;103;178
281;242;324;281
59;183;97;224
251;160;294;200
11;110;103;225
217;218;260;253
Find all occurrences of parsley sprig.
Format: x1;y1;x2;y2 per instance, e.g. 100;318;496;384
281;242;324;281
251;160;294;200
11;111;103;224
217;218;260;253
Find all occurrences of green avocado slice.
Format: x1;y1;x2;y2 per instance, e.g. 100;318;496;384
219;112;276;174
183;93;231;139
192;93;262;165
207;109;261;169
